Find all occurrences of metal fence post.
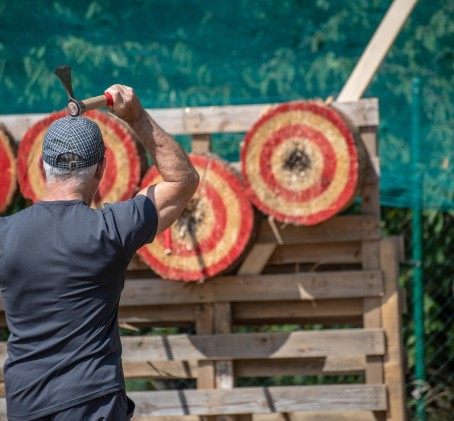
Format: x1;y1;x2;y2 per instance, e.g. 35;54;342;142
411;77;426;421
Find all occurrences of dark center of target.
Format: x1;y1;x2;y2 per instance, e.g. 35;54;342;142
283;146;311;175
176;197;205;240
259;124;337;202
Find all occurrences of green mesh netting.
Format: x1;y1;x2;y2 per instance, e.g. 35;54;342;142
0;0;453;209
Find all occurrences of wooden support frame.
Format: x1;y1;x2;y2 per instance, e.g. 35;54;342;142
0;99;378;141
0;97;407;421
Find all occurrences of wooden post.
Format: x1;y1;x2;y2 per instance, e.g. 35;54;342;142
214;303;235;421
337;0;418;102
196;303;216;390
359;125;385;421
192;134;211;154
196;303;216;421
380;238;407;421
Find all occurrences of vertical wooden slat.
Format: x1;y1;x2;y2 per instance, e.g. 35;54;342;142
214;303;235;421
192;134;211;154
196;303;216;421
360;125;384;388
214;303;234;389
380;238;407;421
359;125;386;421
196;304;215;389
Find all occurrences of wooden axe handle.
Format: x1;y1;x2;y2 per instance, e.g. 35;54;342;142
81;92;114;112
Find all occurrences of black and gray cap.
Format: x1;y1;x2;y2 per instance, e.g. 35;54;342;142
42;116;106;169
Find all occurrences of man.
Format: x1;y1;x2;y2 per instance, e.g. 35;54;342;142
0;85;199;420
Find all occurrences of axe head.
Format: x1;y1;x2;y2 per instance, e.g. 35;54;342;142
54;65;83;116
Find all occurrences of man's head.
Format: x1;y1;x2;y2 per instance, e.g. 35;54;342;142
42;116;105;170
39;116;107;200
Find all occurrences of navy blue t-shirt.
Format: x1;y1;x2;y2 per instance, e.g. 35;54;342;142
0;195;157;420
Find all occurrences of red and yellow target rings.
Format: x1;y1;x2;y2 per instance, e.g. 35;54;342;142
0;125;17;214
137;154;255;282
241;101;361;225
17;110;142;206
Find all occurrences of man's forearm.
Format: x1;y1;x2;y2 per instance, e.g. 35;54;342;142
106;84;199;233
130;111;198;186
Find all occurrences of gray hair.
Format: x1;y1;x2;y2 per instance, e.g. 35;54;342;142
43;161;98;190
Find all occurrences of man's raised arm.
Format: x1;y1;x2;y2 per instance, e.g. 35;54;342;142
106;84;199;234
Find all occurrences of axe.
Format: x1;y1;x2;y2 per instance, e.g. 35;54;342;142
54;65;113;117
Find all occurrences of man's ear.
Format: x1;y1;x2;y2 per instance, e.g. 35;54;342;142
95;158;106;181
37;156;46;180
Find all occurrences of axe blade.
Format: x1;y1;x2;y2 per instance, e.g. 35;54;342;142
54;65;75;99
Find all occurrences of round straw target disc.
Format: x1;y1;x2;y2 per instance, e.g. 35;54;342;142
137;154;255;282
241;101;362;225
17;110;142;206
0;125;17;214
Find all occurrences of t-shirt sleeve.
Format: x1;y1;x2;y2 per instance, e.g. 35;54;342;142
104;195;158;259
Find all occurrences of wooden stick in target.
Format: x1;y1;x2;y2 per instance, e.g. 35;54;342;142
337;0;418;102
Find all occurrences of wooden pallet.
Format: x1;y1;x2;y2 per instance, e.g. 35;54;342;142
0;98;406;421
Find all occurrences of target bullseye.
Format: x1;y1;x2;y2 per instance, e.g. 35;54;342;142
241;101;365;225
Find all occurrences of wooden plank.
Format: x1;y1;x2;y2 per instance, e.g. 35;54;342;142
173;99;378;133
332;99;379;127
120;355;366;380
214;303;234;389
256;215;380;245
362;298;384;385
236;356;366;377
120;329;385;362
362;242;384;387
132;411;383;421
380;238;407;421
251;412;382;421
118;299;364;327
268;243;362;265
126;215;381;266
214;303;235;421
361;173;380;216
191;134;211;154
359;125;384;389
123;360;198;379
0;99;378;141
120;270;383;306
337;0;418;102
119;304;196;326
128;385;387;416
238;244;277;275
233;299;364;324
364;157;380;186
0;272;383;317
195;304;216;390
360;127;379;158
0;406;384;421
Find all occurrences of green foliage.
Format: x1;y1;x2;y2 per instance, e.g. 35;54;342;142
1;0;453;207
